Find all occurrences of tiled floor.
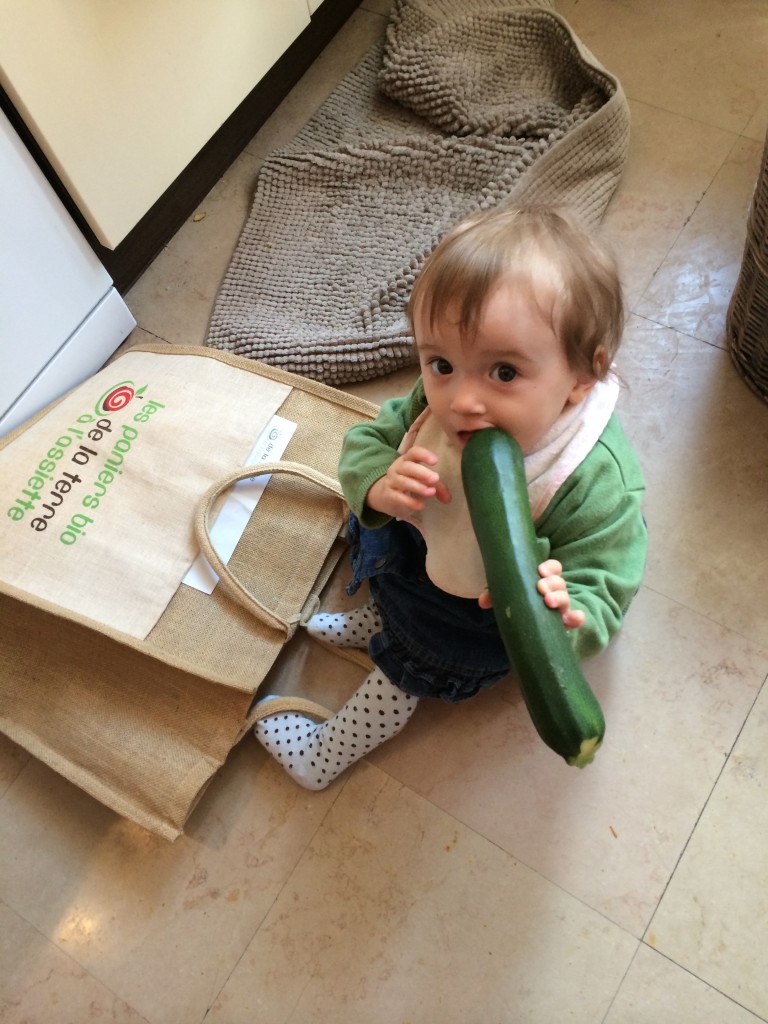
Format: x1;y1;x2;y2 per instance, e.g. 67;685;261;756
3;1;768;1021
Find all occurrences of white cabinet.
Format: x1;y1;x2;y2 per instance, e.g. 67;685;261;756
0;108;136;436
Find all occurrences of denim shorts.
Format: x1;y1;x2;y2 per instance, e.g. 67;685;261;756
346;514;510;703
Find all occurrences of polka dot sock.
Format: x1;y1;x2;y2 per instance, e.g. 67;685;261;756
305;602;383;649
253;668;418;790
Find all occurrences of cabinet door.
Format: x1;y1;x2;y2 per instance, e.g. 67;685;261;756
0;0;310;248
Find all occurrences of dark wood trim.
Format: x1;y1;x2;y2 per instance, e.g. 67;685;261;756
0;0;362;294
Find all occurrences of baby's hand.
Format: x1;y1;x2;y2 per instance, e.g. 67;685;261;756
366;446;452;520
478;559;585;631
535;559;585;630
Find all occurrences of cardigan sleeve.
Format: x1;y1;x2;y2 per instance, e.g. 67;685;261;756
338;378;427;528
534;416;648;661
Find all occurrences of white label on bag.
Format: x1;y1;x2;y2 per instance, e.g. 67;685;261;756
183;414;297;594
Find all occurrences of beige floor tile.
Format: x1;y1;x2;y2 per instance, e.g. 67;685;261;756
0;742;338;1024
556;0;768;135
208;762;638;1024
743;103;768;145
648;681;768;1020
105;325;171;364
605;942;764;1024
124;147;264;347
601;100;738;307
0;735;29;799
360;0;393;17
365;586;767;936
0;900;148;1023
635;136;763;346
616;317;768;648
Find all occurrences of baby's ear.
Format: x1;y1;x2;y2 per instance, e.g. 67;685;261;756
592;344;610;379
568;375;597;405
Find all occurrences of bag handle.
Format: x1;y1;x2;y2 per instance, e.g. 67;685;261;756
194;461;345;638
251;695;332;723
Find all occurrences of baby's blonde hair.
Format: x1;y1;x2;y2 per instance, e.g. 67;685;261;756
408;204;624;381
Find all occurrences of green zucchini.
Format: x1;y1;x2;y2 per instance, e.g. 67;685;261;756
461;428;605;768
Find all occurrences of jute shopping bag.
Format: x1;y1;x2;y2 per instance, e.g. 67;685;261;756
0;343;376;839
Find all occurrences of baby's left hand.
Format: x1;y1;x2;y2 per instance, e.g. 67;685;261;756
478;558;585;631
535;559;585;630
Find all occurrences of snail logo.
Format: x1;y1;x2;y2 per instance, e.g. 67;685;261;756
94;382;147;416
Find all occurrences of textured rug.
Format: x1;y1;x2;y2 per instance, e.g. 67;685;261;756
206;0;630;385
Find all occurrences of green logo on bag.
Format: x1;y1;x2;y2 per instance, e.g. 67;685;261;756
95;382;146;415
6;379;163;542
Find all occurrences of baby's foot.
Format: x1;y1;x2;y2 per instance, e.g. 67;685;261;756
254;704;326;790
305;603;382;649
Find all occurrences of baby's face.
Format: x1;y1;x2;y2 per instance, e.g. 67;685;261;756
415;280;594;454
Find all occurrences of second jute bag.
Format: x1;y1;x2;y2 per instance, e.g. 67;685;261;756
0;344;376;839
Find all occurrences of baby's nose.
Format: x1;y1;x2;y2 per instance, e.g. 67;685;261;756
450;380;485;414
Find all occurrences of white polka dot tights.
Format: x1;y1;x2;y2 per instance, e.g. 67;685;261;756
305;602;382;649
254;668;418;790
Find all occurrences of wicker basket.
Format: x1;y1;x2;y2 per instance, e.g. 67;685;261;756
726;132;768;402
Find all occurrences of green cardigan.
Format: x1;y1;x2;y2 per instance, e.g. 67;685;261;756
339;378;647;660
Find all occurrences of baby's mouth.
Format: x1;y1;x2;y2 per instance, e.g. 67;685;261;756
456;430;478;447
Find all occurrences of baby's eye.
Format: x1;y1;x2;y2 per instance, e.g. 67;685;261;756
491;363;517;383
428;357;453;376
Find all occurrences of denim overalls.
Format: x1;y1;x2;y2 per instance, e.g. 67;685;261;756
346;514;511;702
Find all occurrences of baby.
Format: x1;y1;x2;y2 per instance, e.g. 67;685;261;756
255;203;647;788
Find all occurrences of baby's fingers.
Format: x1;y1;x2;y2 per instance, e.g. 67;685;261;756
537;578;584;630
391;463;440;498
538;558;563;579
560;607;586;630
433;479;452;504
537;575;567;606
404;446;439;468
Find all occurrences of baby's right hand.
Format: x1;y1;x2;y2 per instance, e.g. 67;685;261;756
366;446;451;520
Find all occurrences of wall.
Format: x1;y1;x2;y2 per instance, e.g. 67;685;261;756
0;0;311;248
